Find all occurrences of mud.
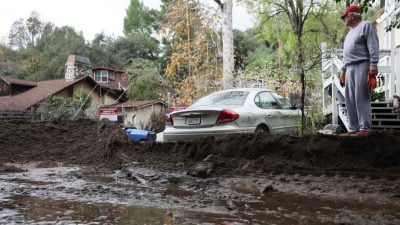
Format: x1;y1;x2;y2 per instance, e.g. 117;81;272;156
0;120;399;224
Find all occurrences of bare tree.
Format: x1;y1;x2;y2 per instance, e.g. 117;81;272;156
8;18;29;49
214;0;234;89
8;11;47;49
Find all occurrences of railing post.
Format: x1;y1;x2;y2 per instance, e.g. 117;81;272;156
396;48;400;96
321;43;328;114
388;15;396;101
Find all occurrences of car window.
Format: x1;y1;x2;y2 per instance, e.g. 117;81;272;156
254;92;279;109
191;91;250;107
271;92;293;109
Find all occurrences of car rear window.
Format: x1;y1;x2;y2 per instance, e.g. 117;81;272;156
191;91;250;107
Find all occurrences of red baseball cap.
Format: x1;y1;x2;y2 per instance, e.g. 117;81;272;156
340;5;361;19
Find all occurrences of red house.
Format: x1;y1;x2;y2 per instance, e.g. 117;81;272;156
92;66;129;91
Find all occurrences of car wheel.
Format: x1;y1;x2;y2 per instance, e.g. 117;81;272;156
255;125;269;134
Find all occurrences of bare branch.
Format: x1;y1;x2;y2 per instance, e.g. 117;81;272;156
213;0;224;10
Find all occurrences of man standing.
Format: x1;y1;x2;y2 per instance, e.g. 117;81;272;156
339;5;379;136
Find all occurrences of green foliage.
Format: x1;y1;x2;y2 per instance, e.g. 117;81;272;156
335;0;400;31
371;91;385;102
112;35;160;62
2;11;162;81
0;44;22;76
85;33;117;68
30;26;86;80
126;58;164;101
123;0;160;62
304;103;326;134
73;92;92;111
41;92;92;121
234;29;266;70
124;0;157;36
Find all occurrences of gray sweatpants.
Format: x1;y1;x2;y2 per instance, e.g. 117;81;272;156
344;61;372;132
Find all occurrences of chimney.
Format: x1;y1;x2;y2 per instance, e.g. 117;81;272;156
65;54;92;81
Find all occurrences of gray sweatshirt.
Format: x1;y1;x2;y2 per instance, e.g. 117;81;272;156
342;20;379;71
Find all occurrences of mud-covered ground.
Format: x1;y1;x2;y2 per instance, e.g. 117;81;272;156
0;120;399;224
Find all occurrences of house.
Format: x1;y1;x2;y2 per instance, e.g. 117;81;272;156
375;1;400;51
0;55;126;120
104;100;168;129
92;66;129;91
1;54;167;127
92;64;169;129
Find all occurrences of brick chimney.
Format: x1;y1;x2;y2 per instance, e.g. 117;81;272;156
65;54;92;81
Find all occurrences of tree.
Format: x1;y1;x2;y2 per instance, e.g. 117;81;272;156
161;0;221;105
123;0;160;60
0;44;21;76
336;0;400;31
124;0;157;35
29;26;87;80
85;33;114;67
214;0;234;89
8;18;29;49
126;58;165;101
242;0;345;134
8;11;53;49
26;11;43;46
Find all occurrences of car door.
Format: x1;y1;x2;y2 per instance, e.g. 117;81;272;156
271;92;301;133
253;91;286;133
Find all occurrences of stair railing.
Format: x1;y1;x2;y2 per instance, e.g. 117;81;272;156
321;43;399;131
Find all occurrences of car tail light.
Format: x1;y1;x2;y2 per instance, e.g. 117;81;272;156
216;109;239;124
165;114;173;125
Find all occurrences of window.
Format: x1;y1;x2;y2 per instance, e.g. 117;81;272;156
254;92;279;109
271;92;293;109
191;91;250;107
94;70;108;83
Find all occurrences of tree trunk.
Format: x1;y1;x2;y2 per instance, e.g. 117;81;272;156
221;0;234;89
296;35;306;135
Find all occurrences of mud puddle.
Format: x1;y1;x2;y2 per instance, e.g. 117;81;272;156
0;163;399;224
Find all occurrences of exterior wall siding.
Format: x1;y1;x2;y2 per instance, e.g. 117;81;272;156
123;104;167;128
50;80;118;120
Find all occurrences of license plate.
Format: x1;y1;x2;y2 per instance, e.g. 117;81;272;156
186;117;201;125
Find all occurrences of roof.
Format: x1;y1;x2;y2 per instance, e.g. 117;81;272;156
108;100;167;109
0;76;37;87
0;76;98;111
92;66;125;73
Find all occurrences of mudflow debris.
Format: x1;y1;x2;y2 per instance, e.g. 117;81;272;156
0;120;399;224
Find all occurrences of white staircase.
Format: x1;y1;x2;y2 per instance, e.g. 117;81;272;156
321;44;400;131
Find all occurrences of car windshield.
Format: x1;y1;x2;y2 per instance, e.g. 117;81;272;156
190;91;250;107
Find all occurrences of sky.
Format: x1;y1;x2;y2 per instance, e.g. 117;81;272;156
0;0;254;43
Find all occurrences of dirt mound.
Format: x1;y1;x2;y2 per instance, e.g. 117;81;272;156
0;120;130;169
1;120;399;176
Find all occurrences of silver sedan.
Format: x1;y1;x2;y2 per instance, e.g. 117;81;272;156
163;88;300;142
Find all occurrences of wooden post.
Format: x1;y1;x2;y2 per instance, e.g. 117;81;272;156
389;15;396;101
